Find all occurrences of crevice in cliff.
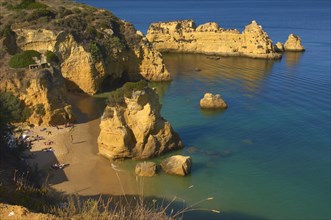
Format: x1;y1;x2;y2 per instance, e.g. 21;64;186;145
100;71;130;93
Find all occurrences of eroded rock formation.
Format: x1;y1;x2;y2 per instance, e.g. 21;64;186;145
200;93;227;109
12;26;170;95
284;34;305;51
275;42;285;52
161;155;192;176
147;20;282;59
0;67;74;125
97;86;182;160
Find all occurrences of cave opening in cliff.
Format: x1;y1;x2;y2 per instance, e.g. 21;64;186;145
64;79;85;93
101;72;130;92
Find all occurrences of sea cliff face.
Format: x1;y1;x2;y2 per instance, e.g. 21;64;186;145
1;0;170;96
0;66;73;125
146;20;282;59
13;27;170;95
0;0;173;126
97;86;183;160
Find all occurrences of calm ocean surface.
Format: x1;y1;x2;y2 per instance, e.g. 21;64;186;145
77;0;330;219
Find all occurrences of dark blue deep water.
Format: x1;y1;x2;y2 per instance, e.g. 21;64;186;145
78;1;330;219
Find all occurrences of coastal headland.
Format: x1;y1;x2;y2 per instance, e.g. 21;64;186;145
147;19;304;59
0;0;306;218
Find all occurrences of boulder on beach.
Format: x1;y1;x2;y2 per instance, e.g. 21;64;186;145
161;155;192;176
284;34;305;51
200;93;227;109
135;162;157;177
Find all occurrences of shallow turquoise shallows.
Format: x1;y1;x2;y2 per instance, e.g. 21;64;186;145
78;1;330;219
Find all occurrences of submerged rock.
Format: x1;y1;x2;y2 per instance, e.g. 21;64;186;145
284;34;305;51
200;93;227;109
97;85;183;160
161;155;192;176
135;162;157;177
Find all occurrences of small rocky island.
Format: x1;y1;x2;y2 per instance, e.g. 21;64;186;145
200;93;228;109
97;81;183;160
284;34;305;51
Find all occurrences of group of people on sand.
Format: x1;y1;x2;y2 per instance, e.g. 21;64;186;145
19;123;76;171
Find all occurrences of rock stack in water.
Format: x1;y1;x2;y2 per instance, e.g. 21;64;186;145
97;82;183;160
200;93;228;109
284;34;305;51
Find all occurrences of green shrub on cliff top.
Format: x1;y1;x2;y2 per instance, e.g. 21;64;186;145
45;50;59;64
8;50;41;68
88;41;102;62
26;9;55;22
14;0;47;10
107;80;148;106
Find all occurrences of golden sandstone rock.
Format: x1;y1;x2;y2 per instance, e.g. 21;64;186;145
284;34;305;51
161;155;192;176
97;87;182;160
275;42;285;52
147;20;282;59
13;28;170;95
0;68;73;125
200;93;227;109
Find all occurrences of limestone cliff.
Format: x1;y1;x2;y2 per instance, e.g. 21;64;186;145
5;1;170;95
146;20;282;59
97;85;182;160
0;66;73;126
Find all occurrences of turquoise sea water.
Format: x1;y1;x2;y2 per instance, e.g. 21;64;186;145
77;1;330;219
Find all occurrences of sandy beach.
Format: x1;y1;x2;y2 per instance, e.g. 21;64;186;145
24;111;138;197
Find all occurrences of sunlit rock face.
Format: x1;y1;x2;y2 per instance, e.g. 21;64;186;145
284;34;305;51
147;20;282;59
98;87;183;160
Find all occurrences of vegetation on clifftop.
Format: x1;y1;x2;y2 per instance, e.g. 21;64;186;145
45;50;59;64
0;0;141;64
107;80;148;106
13;0;47;10
8;50;41;68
